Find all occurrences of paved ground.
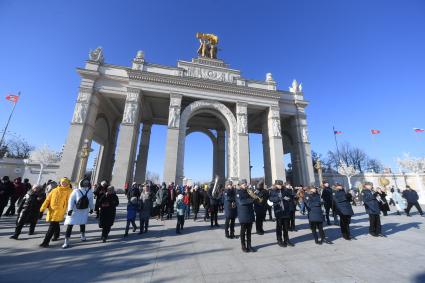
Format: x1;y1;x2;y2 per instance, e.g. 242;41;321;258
0;195;424;283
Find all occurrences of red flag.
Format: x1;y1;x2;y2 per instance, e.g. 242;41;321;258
5;94;19;103
414;128;425;133
334;130;343;135
371;129;381;134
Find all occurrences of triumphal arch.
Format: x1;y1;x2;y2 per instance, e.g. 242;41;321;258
58;33;315;188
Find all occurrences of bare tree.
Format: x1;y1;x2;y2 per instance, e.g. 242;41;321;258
0;137;34;159
326;142;381;173
28;145;60;184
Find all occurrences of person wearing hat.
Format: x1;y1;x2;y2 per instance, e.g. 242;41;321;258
98;186;119;242
254;180;268;235
155;182;168;221
268;180;295;247
62;178;94;249
39;177;73;247
139;183;154;234
202;184;211;222
321;181;336;225
402;186;423;216
0;176;14;218
10;184;46;239
305;187;332;244
175;194;187;234
362;182;384;237
236;179;256;252
332;183;354;240
125;196;140;236
223;180;237;239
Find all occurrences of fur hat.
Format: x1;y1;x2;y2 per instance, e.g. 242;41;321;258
274;180;284;186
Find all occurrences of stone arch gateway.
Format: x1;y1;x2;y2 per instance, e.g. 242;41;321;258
58;43;315;187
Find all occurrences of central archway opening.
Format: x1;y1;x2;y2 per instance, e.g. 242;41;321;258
184;132;214;184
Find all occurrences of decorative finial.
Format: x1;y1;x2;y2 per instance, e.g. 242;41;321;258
266;73;274;82
136;50;144;60
289;79;302;94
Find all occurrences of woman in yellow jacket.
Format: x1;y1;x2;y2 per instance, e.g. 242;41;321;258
39;177;73;248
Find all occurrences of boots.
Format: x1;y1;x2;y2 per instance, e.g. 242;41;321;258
277;238;285;247
313;232;320;245
225;230;230;239
247;235;256;252
80;233;86;242
241;234;248;252
62;237;70;249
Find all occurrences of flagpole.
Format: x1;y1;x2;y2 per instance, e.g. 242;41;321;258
333;126;341;165
0;92;21;149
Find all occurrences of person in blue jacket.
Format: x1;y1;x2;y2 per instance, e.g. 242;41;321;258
223;180;237;239
305;186;332;244
362;182;384;237
236;179;256;253
402;186;424;217
332;183;354;240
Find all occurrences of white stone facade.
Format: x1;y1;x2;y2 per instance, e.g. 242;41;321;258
58;48;315;188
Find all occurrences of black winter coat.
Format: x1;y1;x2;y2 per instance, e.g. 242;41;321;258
253;189;268;218
305;193;324;222
333;190;354;216
321;187;333;206
0;181;14;205
376;192;390;212
269;188;295;219
99;193;120;228
191;189;201;213
223;188;237;219
16;190;45;224
402;190;419;203
236;189;255;224
208;188;221;206
362;189;380;215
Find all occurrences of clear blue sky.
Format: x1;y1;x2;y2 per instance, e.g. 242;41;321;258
1;0;424;182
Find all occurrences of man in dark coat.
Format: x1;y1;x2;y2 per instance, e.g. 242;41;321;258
208;182;221;227
166;183;176;220
402;186;423;216
268;180;295;247
0;176;14;217
98;186;119;242
10;185;46;239
127;182;141;201
333;183;354;240
254;180;268;235
190;186;201;221
156;183;168;220
139;184;154;234
236;179;256;253
287;183;297;231
223;180;237;238
362;182;384;237
202;185;210;222
305;187;331;244
321;181;336;225
5;177;26;216
94;180;108;219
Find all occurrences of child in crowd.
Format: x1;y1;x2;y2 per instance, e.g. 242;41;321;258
175;194;187;234
125;197;139;237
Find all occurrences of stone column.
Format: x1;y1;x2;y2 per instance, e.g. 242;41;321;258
58;82;100;182
111;88;142;189
163;93;182;184
237;102;250;182
217;129;226;182
267;106;286;183
291;104;315;185
262;117;272;187
134;123;152;183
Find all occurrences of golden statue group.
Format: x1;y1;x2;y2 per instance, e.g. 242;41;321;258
196;32;219;59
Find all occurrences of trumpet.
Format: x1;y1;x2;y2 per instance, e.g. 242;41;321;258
247;187;263;203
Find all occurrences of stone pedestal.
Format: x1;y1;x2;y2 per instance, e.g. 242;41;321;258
163;93;182;184
111;88;142;188
134;123;152;183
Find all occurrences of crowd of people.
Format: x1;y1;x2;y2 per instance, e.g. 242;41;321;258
0;174;424;252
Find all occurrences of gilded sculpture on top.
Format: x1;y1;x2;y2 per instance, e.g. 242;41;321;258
196;32;219;59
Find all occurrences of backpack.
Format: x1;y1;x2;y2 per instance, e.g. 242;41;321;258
76;189;90;209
